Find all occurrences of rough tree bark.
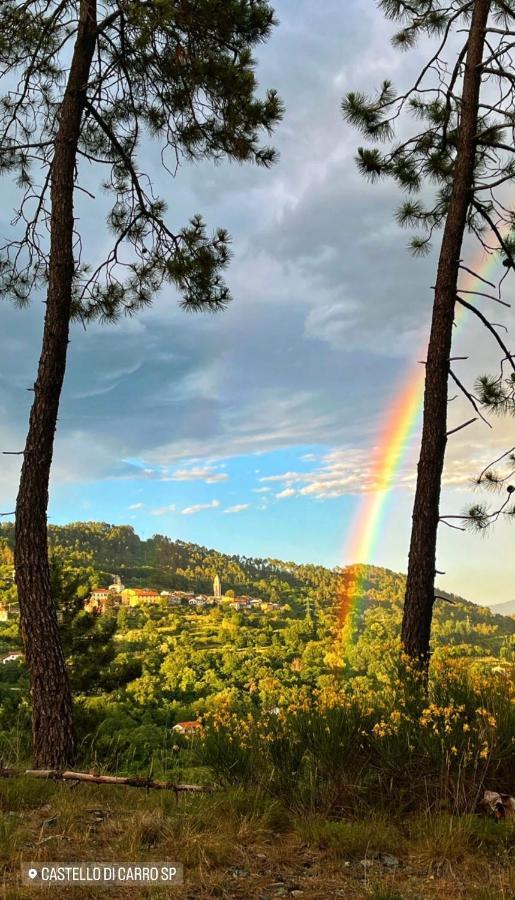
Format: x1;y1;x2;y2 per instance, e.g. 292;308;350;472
14;0;97;767
401;0;491;667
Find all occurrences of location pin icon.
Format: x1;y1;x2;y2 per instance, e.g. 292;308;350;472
28;869;38;879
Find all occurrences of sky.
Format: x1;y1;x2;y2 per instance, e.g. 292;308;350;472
1;0;514;607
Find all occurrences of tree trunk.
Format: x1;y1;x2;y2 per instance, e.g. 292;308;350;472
14;1;97;768
401;0;491;667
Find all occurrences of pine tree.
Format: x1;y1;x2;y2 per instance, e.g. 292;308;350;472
343;0;515;667
461;381;515;531
0;0;282;766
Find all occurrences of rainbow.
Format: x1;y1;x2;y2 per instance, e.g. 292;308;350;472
339;241;506;640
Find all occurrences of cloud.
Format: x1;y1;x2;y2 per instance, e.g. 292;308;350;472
224;504;250;514
261;447;412;500
304;299;358;347
70;362;145;400
171;466;229;484
252;487;271;493
138;387;345;466
128;502;144;510
255;432;512;503
181;500;220;516
0;0;428;505
276;488;296;499
151;504;177;516
0;65;425;496
0;0;510;522
261;471;305;484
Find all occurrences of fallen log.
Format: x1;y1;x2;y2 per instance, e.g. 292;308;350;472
0;768;215;793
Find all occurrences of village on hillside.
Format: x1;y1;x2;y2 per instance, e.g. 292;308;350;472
84;574;280;616
0;586;279;623
0;573;282;627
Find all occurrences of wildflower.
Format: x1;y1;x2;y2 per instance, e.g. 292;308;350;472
372;720;393;738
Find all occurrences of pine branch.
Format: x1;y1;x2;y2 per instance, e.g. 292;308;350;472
446;417;478;436
478;446;515;482
434;595;456;605
458;263;495;288
455;296;515;372
472;200;515;270
439;518;466;531
448;369;492;427
457;288;510;307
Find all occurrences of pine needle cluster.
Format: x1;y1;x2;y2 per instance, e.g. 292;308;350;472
0;0;283;319
342;0;515;259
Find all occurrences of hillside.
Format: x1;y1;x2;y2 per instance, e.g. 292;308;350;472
489;598;515;617
0;523;513;899
1;521;514;653
0;521;513;769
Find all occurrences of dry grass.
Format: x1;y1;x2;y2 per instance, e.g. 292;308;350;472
295;815;405;858
0;778;513;899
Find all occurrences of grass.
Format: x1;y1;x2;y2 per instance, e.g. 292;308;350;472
0;659;512;896
296;815;405;858
0;777;513;898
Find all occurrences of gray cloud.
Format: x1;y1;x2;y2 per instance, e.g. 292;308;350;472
0;0;512;508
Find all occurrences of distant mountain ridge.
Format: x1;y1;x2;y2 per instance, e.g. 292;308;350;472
488;599;515;617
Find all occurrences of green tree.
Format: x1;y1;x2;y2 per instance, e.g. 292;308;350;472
459;385;515;531
343;0;515;667
50;557;117;692
1;0;282;766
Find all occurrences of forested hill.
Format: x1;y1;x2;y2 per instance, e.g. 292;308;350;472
1;521;514;648
1;519;359;600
